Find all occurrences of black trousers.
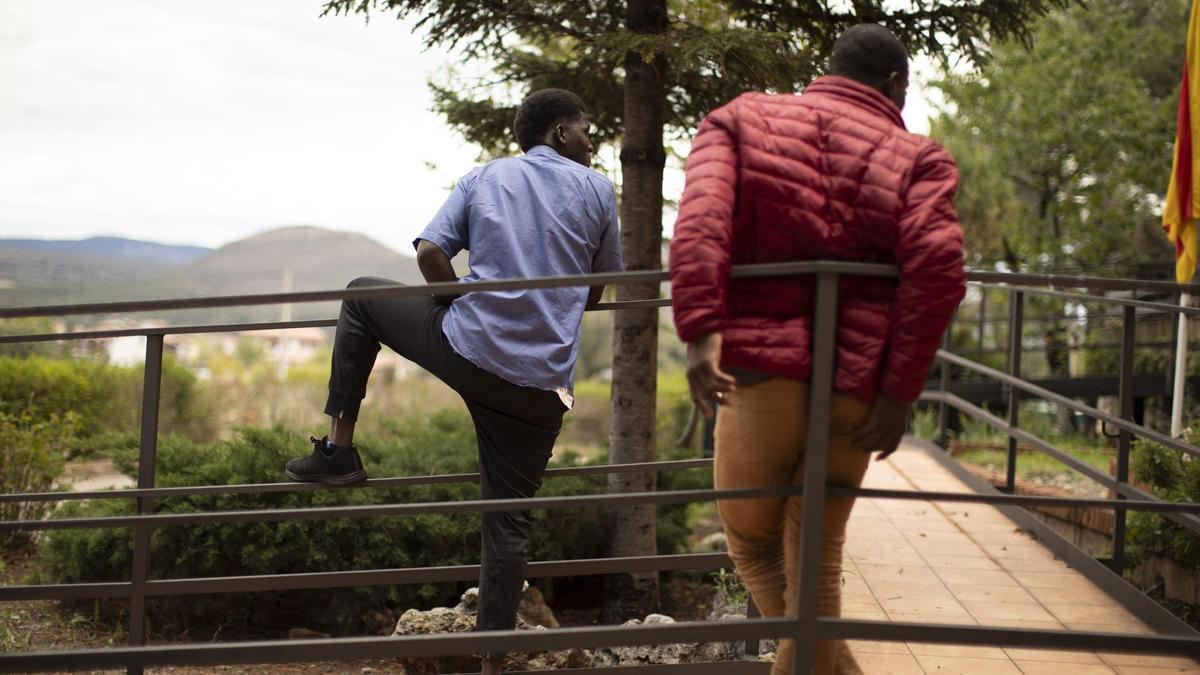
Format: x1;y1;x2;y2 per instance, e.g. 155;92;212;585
326;277;566;632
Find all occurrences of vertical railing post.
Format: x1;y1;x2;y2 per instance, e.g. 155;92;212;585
128;334;163;675
1005;291;1024;494
977;289;987;364
792;272;839;673
1111;304;1135;573
938;316;953;446
742;595;761;658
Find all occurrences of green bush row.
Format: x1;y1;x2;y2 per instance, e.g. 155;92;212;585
39;410;708;634
0;355;215;454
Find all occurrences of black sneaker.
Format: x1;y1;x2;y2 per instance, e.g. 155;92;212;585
285;436;368;485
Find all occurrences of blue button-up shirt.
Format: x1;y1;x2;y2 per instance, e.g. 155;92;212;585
415;145;623;404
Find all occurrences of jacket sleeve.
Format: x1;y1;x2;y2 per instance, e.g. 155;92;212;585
880;141;967;402
669;99;741;343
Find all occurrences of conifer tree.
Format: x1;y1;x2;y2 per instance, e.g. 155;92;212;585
323;0;1070;620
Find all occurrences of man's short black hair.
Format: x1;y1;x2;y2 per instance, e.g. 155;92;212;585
829;24;909;87
513;89;588;152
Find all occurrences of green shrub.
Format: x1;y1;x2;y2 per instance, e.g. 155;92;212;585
956;407;1002;444
0;408;76;548
1126;436;1200;570
909;406;940;440
40;410;697;634
0;355;215;454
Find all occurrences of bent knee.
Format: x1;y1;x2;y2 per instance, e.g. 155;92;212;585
346;276;395;290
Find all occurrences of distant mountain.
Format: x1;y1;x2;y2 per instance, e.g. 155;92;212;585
0;236;211;267
0;226;422;324
182;225;423;296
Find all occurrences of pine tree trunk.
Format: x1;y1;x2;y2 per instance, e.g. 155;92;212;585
603;0;667;624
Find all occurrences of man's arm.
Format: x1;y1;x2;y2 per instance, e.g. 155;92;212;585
588;182;623;310
413;169;477;305
669;100;741;417
855;142;966;459
416;239;460;305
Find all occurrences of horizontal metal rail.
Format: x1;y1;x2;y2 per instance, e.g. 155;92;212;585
6;619;799;672
0;458;714;504
0;552;733;602
7;481;1196;534
966;270;1200;295
966;281;1200;317
0;261;898;320
823;618;1200;655
3;617;1197;673
0;318;338;344
939;350;1200;459
0;485;805;532
0;303;673;345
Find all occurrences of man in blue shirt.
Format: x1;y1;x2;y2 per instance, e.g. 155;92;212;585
285;89;622;673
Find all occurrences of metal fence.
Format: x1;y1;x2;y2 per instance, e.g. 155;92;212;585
2;262;1200;674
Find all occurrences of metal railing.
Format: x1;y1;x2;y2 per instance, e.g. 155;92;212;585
924;275;1200;573
1;263;1200;674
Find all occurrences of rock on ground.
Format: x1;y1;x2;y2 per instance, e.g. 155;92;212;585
391;583;589;673
590;612;773;667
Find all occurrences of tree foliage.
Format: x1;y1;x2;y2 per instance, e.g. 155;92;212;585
931;0;1185;272
324;0;1072;158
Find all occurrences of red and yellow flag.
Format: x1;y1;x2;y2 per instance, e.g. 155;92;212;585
1165;0;1200;283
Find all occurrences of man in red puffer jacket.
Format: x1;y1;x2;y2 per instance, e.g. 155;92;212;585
669;24;965;675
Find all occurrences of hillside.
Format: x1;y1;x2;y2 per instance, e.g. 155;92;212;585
0;236;210;267
0;227;422;324
183;226;423;295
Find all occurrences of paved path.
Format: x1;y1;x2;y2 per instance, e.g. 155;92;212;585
841;443;1200;674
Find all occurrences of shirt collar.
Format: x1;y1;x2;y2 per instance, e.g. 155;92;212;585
525;145;560;158
804;75;906;130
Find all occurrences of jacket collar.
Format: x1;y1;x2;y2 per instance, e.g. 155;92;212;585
804;75;906;130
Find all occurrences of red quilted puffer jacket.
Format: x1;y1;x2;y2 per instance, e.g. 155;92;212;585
669;76;966;403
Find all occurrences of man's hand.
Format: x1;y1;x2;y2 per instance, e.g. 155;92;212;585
854;393;911;461
686;333;736;418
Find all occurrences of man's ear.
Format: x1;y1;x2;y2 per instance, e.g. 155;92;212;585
885;70;907;108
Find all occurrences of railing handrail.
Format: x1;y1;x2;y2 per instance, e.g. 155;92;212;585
0;457;712;504
967;281;1200;317
3;618;1198;673
0;261;899;320
967;269;1200;295
4;482;1197;533
3;264;1193;322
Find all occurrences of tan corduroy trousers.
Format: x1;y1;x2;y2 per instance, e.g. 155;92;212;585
714;378;871;675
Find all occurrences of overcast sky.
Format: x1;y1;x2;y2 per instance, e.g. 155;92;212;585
0;1;937;254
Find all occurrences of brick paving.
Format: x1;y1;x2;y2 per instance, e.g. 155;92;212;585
840;442;1200;674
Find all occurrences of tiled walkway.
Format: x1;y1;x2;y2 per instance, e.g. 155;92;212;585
841;442;1200;674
